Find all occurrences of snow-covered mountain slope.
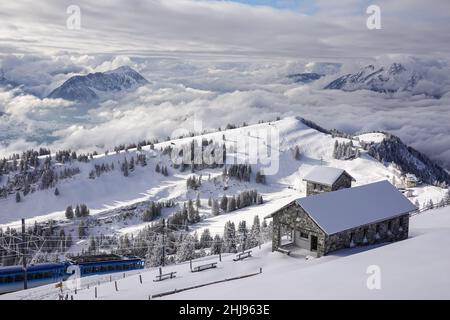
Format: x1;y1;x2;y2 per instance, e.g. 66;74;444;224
47;66;148;102
287;73;323;84
0;117;447;240
324;63;444;98
3;205;450;300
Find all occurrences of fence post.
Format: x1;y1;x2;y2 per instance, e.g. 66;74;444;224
190;260;192;271
260;267;262;274
219;252;222;262
95;287;97;299
139;274;143;284
115;281;118;291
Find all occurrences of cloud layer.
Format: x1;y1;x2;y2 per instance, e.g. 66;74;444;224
1;0;450;59
1;53;450;170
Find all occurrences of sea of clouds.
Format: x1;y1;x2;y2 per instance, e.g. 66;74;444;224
1;53;450;170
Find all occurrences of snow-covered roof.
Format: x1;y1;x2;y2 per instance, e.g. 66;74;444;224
405;174;418;182
296;180;417;234
303;166;354;186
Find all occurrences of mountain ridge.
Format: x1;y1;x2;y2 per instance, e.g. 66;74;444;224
47;66;148;102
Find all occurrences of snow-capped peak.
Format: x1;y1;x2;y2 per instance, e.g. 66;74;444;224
47;66;148;102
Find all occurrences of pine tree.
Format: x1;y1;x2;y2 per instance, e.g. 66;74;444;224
187;199;197;223
155;163;161;173
146;234;165;267
196;193;201;208
414;199;420;209
88;236;97;253
237;221;248;252
15;192;21;203
75;205;81;218
78;221;86;238
65;206;74;220
212;199;220;216
122;158;129;177
223;221;237;253
208;196;212;207
294;146;301;160
54;188;60;196
199;229;213;249
129;157;135;172
211;234;222;255
227;196;237;212
176;235;195;263
249;215;261;248
220;195;228;211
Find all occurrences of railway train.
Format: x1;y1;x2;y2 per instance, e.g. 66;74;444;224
0;255;145;294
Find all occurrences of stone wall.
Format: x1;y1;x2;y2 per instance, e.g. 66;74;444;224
324;214;409;254
305;173;353;196
272;203;326;256
332;173;353;191
271;201;410;257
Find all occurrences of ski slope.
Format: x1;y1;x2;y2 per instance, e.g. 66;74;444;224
0;117;446;251
3;206;450;300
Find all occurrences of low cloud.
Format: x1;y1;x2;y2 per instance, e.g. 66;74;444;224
1;53;450;170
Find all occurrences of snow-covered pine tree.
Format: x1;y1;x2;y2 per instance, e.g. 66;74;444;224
212;199;220;216
211;234;223;255
196;193;201;208
199;229;213;249
65;206;74;220
237;221;248;252
223;221;237;253
220;195;228;211
293;146;301;160
249;215;261;248
175;234;196;263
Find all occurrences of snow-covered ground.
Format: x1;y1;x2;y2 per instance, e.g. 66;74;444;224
3;205;450;300
0;117;446;252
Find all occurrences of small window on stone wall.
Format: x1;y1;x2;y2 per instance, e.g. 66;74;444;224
300;232;308;239
363;228;368;237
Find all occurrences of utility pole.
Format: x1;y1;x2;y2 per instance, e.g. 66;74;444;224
161;220;165;267
21;218;28;290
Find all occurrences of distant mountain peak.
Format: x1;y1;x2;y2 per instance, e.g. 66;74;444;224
322;62;445;97
48;66;148;102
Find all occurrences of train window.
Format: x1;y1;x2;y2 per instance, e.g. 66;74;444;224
15;274;24;282
6;276;14;283
0;276;5;284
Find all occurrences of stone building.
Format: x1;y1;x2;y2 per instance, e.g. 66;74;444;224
303;166;355;196
267;180;417;257
404;173;419;188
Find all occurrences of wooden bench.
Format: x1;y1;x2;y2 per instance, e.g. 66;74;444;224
276;247;291;256
154;271;177;282
233;250;252;261
191;262;218;272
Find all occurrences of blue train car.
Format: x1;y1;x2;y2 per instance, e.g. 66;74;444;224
69;255;145;276
0;263;67;295
0;255;145;294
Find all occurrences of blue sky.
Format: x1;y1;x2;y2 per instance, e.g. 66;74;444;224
223;0;317;13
